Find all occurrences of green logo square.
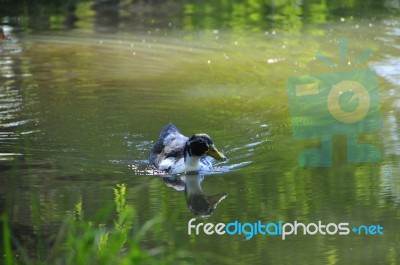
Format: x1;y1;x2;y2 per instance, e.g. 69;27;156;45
287;68;382;167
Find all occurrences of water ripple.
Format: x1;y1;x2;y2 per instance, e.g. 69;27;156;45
370;57;400;87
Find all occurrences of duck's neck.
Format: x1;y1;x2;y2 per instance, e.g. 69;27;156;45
184;154;201;172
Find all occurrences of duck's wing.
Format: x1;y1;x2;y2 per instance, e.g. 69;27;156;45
149;123;188;167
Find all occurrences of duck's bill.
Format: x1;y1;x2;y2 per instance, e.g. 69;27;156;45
206;145;227;161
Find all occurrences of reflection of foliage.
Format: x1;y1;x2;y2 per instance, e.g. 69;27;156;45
1;215;15;265
0;0;391;32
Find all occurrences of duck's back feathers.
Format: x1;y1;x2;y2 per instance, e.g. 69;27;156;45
149;123;188;168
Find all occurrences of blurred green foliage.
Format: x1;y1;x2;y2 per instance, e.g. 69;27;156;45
1;183;212;265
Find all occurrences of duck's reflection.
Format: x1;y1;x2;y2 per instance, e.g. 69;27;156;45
163;174;227;218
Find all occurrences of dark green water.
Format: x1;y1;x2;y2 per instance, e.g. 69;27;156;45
1;1;400;264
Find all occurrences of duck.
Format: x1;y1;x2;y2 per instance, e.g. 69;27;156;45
149;123;226;174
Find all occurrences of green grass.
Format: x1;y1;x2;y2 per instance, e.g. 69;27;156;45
1;183;212;265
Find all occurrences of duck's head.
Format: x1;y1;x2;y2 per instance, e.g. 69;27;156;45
184;134;226;161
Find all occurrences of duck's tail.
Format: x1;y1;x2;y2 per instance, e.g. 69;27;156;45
160;122;180;136
148;123;180;165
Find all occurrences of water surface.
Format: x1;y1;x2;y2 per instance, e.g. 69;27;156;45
1;7;400;265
